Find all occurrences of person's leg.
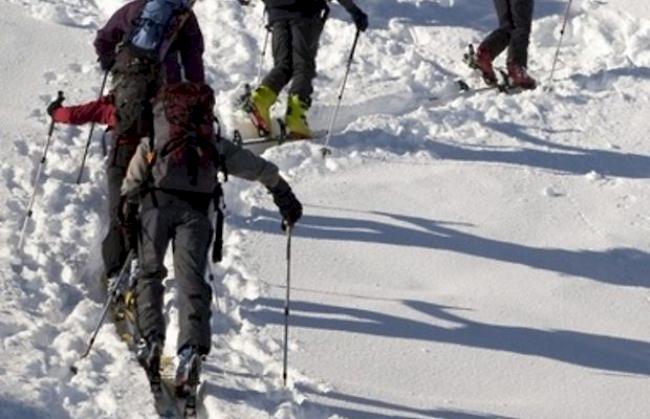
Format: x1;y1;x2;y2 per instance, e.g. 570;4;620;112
136;203;173;344
249;20;292;133
507;0;534;67
288;16;324;105
284;16;324;138
261;20;293;95
480;0;514;59
101;144;133;279
173;208;213;356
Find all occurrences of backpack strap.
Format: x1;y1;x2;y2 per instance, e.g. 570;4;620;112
141;136;159;208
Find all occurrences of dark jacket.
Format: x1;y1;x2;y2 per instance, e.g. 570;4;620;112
94;0;205;83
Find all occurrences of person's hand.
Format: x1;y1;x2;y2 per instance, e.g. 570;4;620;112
98;55;115;71
46;92;65;117
348;6;368;32
269;179;303;229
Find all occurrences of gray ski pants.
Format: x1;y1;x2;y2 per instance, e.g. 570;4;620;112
481;0;535;66
136;192;213;355
262;16;325;105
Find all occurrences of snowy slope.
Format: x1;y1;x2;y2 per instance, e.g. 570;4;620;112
1;0;650;418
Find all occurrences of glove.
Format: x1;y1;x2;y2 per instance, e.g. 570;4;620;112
46;94;65;117
269;178;303;229
98;55;115;72
237;0;251;5
348;6;368;32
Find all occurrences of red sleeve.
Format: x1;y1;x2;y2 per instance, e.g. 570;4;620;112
51;96;116;127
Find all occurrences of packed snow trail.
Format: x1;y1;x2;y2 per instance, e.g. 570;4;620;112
1;0;650;418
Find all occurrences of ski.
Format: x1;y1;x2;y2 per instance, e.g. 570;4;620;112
428;76;521;103
233;126;328;155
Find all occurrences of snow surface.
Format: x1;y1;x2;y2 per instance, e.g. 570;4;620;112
1;0;650;418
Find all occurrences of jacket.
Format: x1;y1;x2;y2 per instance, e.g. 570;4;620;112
121;136;282;202
94;0;205;83
50;95;140;147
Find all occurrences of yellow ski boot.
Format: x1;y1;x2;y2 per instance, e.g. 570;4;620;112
285;94;312;139
244;85;277;135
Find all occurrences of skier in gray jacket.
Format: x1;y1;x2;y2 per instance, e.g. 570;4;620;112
120;82;302;398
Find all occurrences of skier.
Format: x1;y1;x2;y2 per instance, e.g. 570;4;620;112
47;93;139;287
51;0;207;284
119;82;303;405
238;0;368;139
94;0;205;84
473;0;537;89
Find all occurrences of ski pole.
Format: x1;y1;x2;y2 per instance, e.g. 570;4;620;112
282;225;293;386
76;69;109;184
255;9;270;86
70;249;136;374
18;91;65;252
321;28;361;158
546;0;574;89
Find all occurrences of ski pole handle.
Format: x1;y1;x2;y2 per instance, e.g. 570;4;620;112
48;91;65;137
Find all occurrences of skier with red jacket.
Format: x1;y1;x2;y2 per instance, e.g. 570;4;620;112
47;94;140;285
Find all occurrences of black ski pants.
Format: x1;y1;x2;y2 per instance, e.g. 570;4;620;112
102;141;138;278
481;0;535;66
136;192;213;355
262;16;324;105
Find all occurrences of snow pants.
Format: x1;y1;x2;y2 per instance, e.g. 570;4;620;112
136;191;213;355
481;0;535;66
262;16;325;105
102;142;138;278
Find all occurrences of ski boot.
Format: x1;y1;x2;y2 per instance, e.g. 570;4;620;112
136;336;163;395
285;94;312;139
241;84;277;136
474;45;498;86
176;345;202;417
507;62;537;90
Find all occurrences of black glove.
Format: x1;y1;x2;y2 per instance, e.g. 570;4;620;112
46;93;65;117
237;0;251;5
348;6;368;32
98;55;115;72
269;178;303;229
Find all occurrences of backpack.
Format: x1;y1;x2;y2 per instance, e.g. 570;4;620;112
128;0;190;58
111;0;194;140
148;82;219;194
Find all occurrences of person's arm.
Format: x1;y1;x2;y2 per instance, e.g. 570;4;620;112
121;139;150;202
94;2;139;70
218;138;302;226
218;138;281;188
335;0;368;31
177;12;205;83
48;96;115;126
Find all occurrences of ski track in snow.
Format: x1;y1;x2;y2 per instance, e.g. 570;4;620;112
1;0;650;418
